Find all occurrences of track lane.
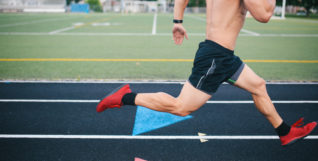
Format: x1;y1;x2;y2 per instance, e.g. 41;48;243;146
0;82;318;161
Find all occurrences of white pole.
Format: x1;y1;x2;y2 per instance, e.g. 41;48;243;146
121;0;124;13
281;0;286;19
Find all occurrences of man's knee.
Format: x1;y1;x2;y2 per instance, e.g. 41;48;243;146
173;109;191;117
154;92;190;116
252;78;267;96
170;99;192;117
256;78;266;88
173;110;191;117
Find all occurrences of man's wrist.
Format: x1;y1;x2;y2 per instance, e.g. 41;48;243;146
173;19;183;24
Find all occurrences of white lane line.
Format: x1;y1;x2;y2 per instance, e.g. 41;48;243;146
0;99;99;103
0;17;75;28
241;29;260;36
1;32;317;37
49;26;75;35
152;13;157;35
1;80;318;84
0;134;317;139
0;99;317;103
265;82;318;85
0;80;185;84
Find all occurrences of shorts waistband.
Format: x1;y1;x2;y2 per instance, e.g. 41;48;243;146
204;39;234;54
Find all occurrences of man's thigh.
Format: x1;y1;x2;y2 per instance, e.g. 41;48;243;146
177;81;212;112
233;64;265;94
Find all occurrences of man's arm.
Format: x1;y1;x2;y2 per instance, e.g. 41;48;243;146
244;0;276;23
172;0;189;45
174;0;189;20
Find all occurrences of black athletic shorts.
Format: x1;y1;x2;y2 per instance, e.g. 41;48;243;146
188;39;245;95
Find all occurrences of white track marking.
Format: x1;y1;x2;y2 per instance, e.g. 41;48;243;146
0;80;185;84
0;134;317;139
265;82;318;85
152;13;157;35
0;99;99;103
0;17;75;28
49;26;75;35
0;99;317;103
241;29;260;36
1;32;317;37
0;80;318;84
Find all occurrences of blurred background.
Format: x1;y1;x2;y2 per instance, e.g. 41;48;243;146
0;0;317;16
0;0;317;81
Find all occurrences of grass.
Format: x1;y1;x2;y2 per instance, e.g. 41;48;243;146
0;13;318;81
285;13;318;19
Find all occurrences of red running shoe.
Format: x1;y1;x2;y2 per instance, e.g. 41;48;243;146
280;117;317;146
96;84;131;113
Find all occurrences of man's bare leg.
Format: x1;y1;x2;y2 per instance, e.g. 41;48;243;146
135;81;211;116
234;64;283;128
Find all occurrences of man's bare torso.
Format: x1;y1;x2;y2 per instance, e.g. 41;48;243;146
205;0;247;50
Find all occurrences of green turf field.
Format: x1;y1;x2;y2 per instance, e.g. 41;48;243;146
0;13;317;81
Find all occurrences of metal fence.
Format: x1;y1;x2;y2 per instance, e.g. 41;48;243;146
0;0;66;12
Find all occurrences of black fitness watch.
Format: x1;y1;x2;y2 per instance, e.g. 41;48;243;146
173;19;183;23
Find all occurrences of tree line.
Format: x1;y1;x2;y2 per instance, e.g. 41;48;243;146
66;0;318;16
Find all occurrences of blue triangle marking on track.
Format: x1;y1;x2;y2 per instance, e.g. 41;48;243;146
132;106;192;136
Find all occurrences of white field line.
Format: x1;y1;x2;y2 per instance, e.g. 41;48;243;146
241;29;260;36
1;32;317;37
0;32;153;36
0;99;317;104
188;15;206;22
152;13;157;35
254;34;318;37
188;15;318;27
49;26;75;35
287;19;318;24
0;17;75;28
0;134;317;140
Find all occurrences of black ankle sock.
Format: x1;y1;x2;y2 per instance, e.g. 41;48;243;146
275;121;291;136
122;93;137;106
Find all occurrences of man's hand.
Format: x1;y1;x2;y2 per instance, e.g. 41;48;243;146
172;24;188;45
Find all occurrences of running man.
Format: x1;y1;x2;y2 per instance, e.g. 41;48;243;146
97;0;317;146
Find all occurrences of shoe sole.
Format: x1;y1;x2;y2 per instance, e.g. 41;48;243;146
283;121;317;146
